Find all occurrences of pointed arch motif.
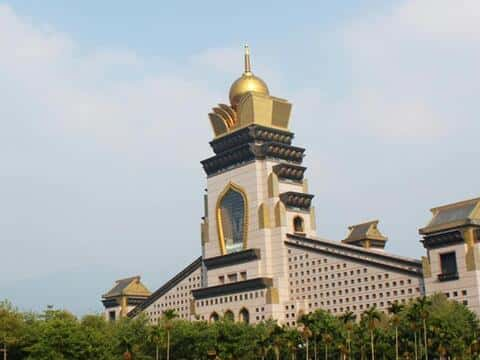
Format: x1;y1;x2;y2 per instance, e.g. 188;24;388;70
239;308;250;324
258;202;270;229
209;312;219;323
274;201;286;227
216;182;249;255
224;310;234;321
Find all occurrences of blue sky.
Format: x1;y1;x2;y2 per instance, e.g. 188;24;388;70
1;0;479;315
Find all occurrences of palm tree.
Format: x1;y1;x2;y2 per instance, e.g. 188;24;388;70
162;309;178;360
322;333;332;360
407;306;420;360
415;297;431;360
362;306;381;360
339;311;356;360
388;302;404;360
271;325;285;360
149;324;162;360
298;313;314;360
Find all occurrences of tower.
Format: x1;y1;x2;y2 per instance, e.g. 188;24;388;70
420;197;480;315
194;45;317;322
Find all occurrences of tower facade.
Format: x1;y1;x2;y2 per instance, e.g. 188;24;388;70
195;45;317;322
116;46;427;325
420;198;480;315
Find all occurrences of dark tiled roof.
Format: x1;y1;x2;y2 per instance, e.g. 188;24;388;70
420;197;480;234
343;220;387;243
103;276;140;298
287;233;421;269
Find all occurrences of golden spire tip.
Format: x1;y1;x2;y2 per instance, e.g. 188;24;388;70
244;43;251;74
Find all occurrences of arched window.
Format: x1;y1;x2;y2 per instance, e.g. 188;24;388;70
239;308;250;324
293;216;305;233
224;310;234;321
217;184;247;254
210;312;219;323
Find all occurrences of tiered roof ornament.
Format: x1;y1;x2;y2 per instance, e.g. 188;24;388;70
342;220;388;251
208;45;292;138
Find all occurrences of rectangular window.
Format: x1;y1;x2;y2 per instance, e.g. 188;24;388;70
439;252;459;281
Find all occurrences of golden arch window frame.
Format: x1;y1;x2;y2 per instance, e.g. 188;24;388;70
216;182;249;255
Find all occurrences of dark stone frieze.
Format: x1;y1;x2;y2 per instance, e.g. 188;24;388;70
201;144;258;176
192;277;273;300
209;125;293;154
422;230;464;249
204;249;261;270
279;191;314;210
272;163;306;181
201;142;305;176
262;142;304;164
102;299;119;308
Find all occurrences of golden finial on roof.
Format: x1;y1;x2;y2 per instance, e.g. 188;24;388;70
244;43;251;74
229;44;269;108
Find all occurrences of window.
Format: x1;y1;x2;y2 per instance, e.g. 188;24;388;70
239;308;250;324
293;216;305;233
224;310;234;321
210;312;219;322
108;311;116;321
228;273;238;282
439;252;458;281
218;185;247;254
240;271;247;281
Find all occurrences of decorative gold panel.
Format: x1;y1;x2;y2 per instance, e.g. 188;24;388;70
271;97;292;129
421;256;432;278
274;201;286;227
209;113;228;137
258;202;270;229
268;173;279;198
266;287;279;304
216;183;249;255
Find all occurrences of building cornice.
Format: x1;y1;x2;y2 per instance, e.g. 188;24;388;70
272;163;306;182
203;249;261;270
286;233;422;269
192;277;273;300
279;192;314;210
209;125;293;154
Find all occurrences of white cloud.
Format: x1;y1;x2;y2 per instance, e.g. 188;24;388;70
334;0;480;140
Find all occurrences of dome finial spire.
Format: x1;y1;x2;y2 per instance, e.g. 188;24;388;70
244;43;251;74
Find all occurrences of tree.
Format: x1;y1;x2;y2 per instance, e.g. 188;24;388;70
161;309;178;360
415;297;431;360
298;313;314;360
0;301;25;360
339;311;356;360
361;306;381;360
388;302;404;360
114;314;150;360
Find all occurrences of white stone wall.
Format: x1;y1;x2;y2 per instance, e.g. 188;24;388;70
285;246;423;324
142;268;202;324
424;243;480;315
194;288;271;324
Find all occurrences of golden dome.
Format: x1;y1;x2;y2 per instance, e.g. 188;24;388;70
229;45;269;107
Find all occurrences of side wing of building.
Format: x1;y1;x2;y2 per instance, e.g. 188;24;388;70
128;257;202;323
284;234;424;325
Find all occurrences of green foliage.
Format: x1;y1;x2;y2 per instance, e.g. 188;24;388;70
0;295;479;359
